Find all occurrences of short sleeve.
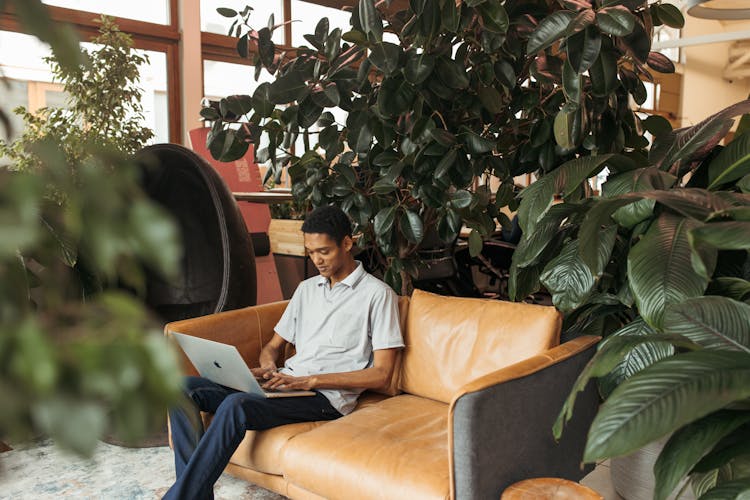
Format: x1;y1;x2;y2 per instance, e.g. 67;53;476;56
369;287;405;350
274;286;302;344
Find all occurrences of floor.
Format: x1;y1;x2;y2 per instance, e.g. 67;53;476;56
0;439;622;499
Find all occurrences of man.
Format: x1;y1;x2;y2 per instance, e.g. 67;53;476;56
165;205;404;500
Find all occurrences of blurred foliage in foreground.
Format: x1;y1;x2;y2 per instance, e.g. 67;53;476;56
1;0;183;457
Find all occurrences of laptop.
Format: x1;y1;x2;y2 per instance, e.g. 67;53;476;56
170;332;315;398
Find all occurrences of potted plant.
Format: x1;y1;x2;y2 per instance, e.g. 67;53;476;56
201;0;679;294
0;5;182;456
511;101;750;499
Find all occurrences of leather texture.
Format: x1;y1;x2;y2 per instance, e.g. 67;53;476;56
282;394;450;500
449;337;600;500
400;289;562;403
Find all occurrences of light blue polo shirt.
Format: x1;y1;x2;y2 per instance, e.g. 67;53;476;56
274;261;404;415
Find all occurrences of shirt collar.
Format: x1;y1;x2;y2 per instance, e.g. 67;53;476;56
317;261;365;289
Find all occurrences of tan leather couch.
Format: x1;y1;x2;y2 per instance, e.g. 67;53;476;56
166;289;600;500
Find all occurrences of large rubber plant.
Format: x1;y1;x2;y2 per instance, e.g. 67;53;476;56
203;0;681;294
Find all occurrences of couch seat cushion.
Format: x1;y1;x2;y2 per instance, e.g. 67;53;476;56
282;394;450;500
228;391;389;476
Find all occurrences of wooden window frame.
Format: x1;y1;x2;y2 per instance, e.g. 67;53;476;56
0;0;182;144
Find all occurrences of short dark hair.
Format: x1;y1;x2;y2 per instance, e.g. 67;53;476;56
301;205;352;245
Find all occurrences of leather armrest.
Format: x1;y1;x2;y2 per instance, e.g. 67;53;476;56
448;335;601;500
164;301;289;375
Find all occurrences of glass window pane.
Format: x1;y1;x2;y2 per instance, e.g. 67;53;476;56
290;0;352;47
42;0;170;25
203;59;274;102
0;30;169;148
201;0;284;44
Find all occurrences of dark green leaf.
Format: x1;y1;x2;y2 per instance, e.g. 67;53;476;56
707;132;750;189
527;11;576;55
656;414;750;500
374;206;397;236
562;61;581;104
589;49;618;97
269;72;309;104
554;102;581;149
541;239;595;312
358;0;383;42
436;57;470;89
400;210;424;244
435;148;457;178
642;115;673;137
595;6;635;36
477;1;509;34
460;127;495;154
430;128;456;147
467;229;483;257
647;52;676;74
450;190;473;209
584;350;750;462
494;60;516;90
567;26;602;73
664;296;750;352
368;42;401;76
478;86;504;114
622;19;650;62
217;7;237;17
699;479;750;500
657;3;685;29
404;51;435;85
628;213;712;330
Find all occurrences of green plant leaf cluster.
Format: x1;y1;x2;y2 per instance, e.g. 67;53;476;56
1;3;182;457
203;0;676;293
527;101;750;499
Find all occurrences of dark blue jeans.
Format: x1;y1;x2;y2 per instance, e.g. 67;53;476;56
164;376;342;500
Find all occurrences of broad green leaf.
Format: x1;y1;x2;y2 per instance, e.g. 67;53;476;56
628;213;712;329
595;6;635;36
569;9;595;33
478;86;504;114
598;318;674;398
707;277;750;302
553;330;700;439
435;148;457;178
652;100;750;170
477;1;509;34
554;102;580;149
217;7;237;17
739;174;750;194
377;75;416;117
562;61;581;104
583;350;750;462
358;0;383;42
269;72;309;104
697;478;750;500
602;167;676;228
707;132;750;189
494;60;516;90
567;26;602;74
517;154;614;234
374;206;396;237
654;411;750;500
430;128;456;147
368;42;401;76
459;127;495;154
621;18;650;62
589;49;618;97
527;11;576;55
664;296;750;352
541;239;595;312
642;115;673;136
252;82;275;118
690;221;750;253
436;57;470;89
468;229;483;257
450;190;473;209
512;203;580;268
400;210;424;244
404;51;435;85
508;261;542;301
657;3;685;29
647;52;675;74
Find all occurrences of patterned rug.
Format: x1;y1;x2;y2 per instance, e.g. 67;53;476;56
0;439;285;499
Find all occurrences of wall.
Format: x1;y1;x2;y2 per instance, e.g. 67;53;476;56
680;16;750;127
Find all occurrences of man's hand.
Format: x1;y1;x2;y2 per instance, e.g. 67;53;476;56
250;366;277;380
262;372;316;391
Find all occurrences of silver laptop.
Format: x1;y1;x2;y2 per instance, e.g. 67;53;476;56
170;332;315;398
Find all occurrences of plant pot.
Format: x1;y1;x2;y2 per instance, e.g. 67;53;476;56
268;219;305;256
611;437;696;500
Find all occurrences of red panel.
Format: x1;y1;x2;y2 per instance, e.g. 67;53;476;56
189;127;283;304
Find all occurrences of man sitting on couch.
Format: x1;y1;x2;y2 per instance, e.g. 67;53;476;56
165;205;404;500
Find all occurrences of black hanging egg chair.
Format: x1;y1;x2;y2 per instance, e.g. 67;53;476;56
135;143;256;323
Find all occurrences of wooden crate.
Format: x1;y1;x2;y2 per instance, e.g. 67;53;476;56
268;219;305;256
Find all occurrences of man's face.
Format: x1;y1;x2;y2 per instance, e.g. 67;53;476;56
303;232;352;279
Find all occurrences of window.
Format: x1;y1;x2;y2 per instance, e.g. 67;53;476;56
290;0;352;47
0;30;170;145
42;0;171;25
203;59;274;102
201;0;284;43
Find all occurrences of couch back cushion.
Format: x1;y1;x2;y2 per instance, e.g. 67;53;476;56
399;289;562;403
